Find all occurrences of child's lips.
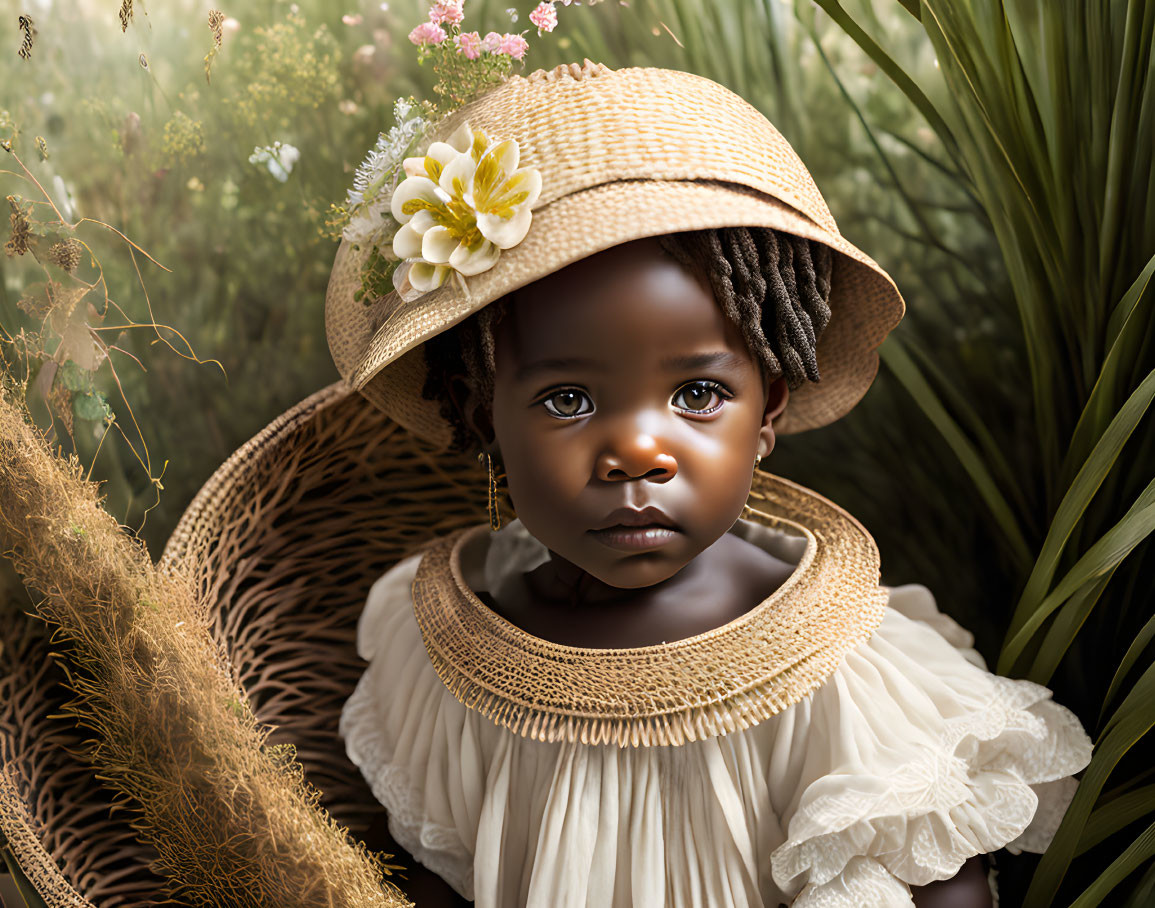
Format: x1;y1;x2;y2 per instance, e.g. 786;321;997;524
590;506;679;531
586;524;681;551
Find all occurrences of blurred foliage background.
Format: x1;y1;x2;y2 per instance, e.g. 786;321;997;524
1;0;1152;904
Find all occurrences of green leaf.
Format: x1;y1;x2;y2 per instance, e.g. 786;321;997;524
1102;610;1155;718
1025;472;1155;682
1068;817;1155;908
1062;251;1155;487
71;390;112;423
1077;784;1155;855
1027;571;1113;684
918;0;1048;239
1124;859;1155;907
1002;498;1155;673
54;359;91;393
808;25;959;269
1094;1;1155;306
877;125;980;203
810;0;958;157
907;342;1031;519
1024;659;1155;906
881;338;1033;569
1002;368;1155;669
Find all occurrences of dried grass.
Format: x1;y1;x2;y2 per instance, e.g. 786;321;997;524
0;385;410;907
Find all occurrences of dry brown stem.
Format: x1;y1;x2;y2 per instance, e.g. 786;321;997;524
0;386;410;907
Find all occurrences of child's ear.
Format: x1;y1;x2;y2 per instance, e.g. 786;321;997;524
757;376;790;459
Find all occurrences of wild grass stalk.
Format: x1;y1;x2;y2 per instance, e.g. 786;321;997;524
811;1;1155;903
0;385;408;906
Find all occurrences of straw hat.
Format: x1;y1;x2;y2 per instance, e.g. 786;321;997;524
326;60;905;450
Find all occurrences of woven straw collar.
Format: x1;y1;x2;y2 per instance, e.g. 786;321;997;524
411;472;888;748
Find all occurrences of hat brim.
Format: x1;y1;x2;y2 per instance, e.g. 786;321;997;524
325;179;904;449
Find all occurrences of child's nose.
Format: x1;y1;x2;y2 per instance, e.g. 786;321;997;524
594;433;678;482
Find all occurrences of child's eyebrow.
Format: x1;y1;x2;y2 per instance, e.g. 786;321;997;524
513;356;602;382
659;351;747;372
514;351;747;382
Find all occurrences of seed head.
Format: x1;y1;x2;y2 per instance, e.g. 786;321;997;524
18;15;36;60
5;195;30;257
48;238;83;273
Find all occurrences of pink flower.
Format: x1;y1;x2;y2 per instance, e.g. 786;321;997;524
528;1;557;34
408;21;447;45
428;0;464;27
480;31;503;53
455;30;481;59
498;32;528;59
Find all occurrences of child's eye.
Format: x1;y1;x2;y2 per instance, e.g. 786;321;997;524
541;388;594;419
672;381;730;415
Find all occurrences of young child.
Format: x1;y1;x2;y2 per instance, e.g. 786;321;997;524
331;62;1092;907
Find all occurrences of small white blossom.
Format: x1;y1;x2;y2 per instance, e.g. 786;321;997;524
342;199;393;246
340;95;433;288
349;97;428;207
249;141;300;182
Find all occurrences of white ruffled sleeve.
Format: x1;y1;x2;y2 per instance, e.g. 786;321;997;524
769;584;1093;907
339;552;479;900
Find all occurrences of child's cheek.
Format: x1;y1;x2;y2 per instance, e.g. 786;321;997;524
501;426;589;515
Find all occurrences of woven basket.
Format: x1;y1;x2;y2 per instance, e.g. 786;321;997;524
0;382;490;905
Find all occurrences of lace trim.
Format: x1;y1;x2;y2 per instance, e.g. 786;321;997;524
411;472;889;747
794;856;914;908
772;676;1092;893
341;673;475;901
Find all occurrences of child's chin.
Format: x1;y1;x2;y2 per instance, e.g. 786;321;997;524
578;551;690;591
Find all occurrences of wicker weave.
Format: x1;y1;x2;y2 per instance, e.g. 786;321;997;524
413;472;888;748
0;597;167;906
1;382;489;905
326;60;906;450
1;380;887;900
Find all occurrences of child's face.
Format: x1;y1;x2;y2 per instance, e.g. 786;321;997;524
485;237;787;590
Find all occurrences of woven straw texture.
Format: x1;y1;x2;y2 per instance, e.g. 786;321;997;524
0;382;488;905
413;472;889;748
0;768;101;907
326;60;906;449
1;605;166;906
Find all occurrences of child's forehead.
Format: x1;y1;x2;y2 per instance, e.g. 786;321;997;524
527;236;706;294
494;238;748;368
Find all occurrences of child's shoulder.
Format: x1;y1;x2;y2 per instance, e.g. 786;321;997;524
342;535;1093;906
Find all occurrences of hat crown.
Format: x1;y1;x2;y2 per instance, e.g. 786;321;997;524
326;62;905;448
432;62;839;236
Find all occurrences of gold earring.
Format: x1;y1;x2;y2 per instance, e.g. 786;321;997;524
753;452;763;473
478;451;503;531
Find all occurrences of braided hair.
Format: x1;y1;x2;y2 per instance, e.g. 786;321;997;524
421;226;834;452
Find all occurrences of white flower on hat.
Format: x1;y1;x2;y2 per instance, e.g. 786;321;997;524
389;121;542;301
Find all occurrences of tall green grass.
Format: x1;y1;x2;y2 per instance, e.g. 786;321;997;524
808;1;1155;903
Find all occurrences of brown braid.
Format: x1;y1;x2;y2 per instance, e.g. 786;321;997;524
420;227;834;452
656;227;832;387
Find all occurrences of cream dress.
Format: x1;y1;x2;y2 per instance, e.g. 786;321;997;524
340;490;1092;908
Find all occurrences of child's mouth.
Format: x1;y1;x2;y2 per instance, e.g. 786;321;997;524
587;525;681;551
